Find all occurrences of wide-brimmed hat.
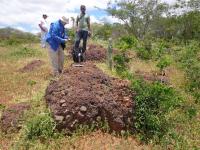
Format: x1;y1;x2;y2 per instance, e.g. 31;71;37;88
60;16;69;24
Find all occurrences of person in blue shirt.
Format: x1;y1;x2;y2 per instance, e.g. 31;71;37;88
46;16;69;76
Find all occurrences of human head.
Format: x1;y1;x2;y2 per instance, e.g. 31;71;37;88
80;5;86;14
43;14;48;19
60;16;69;25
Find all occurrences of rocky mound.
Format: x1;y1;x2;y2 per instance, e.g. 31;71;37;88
45;62;135;132
85;44;106;61
19;59;45;72
0;102;30;133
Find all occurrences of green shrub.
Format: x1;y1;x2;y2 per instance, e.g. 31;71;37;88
136;47;152;60
0;27;39;47
92;23;112;41
113;53;130;75
177;41;200;101
67;28;75;43
24;113;56;140
156;56;171;72
27;80;37;86
116;36;137;51
131;80;181;142
185;106;197;119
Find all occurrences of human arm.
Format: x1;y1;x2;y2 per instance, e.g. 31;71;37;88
87;16;91;36
49;23;66;43
75;16;79;32
38;21;48;32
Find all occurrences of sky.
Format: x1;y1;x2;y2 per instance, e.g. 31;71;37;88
0;0;176;34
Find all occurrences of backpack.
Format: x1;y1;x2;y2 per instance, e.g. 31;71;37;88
72;46;84;63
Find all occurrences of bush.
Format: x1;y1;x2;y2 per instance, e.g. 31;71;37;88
177;41;200;101
136;47;152;60
67;28;75;44
156;56;171;72
92;23;112;41
131;80;181;142
113;53;130;75
116;36;137;51
24;113;56;140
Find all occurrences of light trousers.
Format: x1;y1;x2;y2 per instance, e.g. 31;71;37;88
48;45;64;76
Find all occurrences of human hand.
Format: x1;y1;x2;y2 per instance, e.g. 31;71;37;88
88;31;92;37
76;28;79;33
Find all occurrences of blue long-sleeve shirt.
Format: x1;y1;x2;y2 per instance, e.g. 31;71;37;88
45;20;68;51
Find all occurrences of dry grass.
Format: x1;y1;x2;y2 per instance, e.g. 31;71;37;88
130;55;157;74
0;43;150;150
0;44;51;106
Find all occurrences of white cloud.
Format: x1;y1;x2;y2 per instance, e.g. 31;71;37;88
0;0;110;33
0;0;179;33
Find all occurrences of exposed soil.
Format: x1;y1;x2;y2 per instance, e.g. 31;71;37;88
85;44;107;61
19;59;45;72
0;98;12;107
68;44;107;62
45;62;135;133
0;102;30;133
135;70;169;84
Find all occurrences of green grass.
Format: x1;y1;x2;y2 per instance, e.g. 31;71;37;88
99;39;200;148
1;38;199;149
0;41;149;150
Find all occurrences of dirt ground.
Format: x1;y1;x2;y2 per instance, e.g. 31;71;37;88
135;70;169;84
0;102;30;133
19;59;45;72
85;44;107;61
45;62;135;132
67;44;107;62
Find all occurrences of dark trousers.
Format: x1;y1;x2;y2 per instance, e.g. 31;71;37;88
75;30;88;53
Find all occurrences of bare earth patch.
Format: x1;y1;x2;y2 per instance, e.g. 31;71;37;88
45;62;135;132
19;59;45;72
135;70;169;84
0;102;30;133
85;44;107;61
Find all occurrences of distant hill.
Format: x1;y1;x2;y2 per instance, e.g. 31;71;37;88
0;27;39;43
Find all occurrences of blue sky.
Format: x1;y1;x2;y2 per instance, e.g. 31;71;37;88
0;0;175;34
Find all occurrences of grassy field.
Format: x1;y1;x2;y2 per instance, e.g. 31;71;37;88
0;38;199;149
0;42;150;150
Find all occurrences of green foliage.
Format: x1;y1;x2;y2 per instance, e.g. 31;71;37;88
67;28;75;44
116;36;137;51
156;56;171;71
92;23;112;41
27;80;37;86
107;0;200;42
0;27;39;47
136;47;152;60
113;53;130;75
0;104;6;111
177;41;200;101
185;106;197;119
136;40;172;60
131;80;181;142
24;113;56;140
153;40;168;59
